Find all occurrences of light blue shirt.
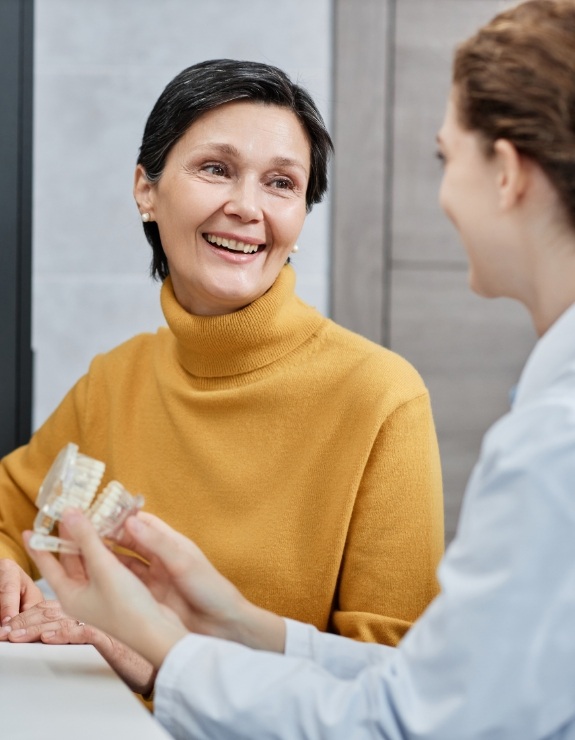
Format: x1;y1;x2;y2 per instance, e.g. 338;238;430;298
154;302;575;740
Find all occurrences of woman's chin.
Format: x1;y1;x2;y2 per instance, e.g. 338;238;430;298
468;272;501;300
179;282;272;316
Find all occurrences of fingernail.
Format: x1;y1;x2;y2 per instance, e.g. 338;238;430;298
63;508;83;525
10;629;26;638
42;631;56;639
127;517;142;533
0;625;11;636
2;615;12;624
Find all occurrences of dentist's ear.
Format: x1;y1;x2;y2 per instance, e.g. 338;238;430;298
494;139;529;211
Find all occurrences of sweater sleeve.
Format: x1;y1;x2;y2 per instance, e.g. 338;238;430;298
331;392;444;645
0;375;89;575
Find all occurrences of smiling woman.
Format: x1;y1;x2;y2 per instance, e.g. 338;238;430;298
0;59;444;699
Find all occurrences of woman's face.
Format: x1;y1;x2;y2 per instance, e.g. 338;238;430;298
135;100;311;316
437;89;514;299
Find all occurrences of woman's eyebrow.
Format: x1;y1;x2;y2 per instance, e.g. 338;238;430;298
195;142;240;157
270;156;309;175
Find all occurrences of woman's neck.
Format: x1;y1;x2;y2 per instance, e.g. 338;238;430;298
526;230;575;336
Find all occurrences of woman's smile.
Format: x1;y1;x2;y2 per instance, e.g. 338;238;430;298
203;232;266;256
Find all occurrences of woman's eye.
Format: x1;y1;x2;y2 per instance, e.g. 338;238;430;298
270;177;295;190
203;163;227;177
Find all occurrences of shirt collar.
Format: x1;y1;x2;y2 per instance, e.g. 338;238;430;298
513;301;575;408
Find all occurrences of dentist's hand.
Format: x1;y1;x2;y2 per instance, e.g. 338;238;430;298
24;511;188;670
115;512;286;653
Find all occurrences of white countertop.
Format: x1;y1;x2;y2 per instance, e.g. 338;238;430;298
0;642;172;739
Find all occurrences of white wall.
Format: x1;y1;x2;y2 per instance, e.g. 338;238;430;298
33;0;333;428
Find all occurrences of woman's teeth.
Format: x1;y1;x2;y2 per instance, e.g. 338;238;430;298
205;234;261;254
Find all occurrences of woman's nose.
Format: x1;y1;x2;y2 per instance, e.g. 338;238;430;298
223;178;263;222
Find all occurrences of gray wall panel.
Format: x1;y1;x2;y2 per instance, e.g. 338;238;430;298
332;0;392;345
393;0;507;266
390;270;535;540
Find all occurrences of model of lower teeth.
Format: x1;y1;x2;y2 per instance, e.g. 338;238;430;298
87;481;144;539
28;443;144;554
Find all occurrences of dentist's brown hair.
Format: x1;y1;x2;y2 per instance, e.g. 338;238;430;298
453;0;575;226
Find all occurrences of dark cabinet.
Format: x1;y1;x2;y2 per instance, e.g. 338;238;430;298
0;0;33;456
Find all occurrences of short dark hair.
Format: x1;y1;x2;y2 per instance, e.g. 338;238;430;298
137;59;334;280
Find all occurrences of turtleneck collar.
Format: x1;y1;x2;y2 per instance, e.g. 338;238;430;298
160;265;325;378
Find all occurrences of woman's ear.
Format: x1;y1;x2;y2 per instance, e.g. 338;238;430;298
493;139;529;211
133;164;155;216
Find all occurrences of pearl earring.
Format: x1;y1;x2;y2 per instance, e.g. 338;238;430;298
141;212;151;223
291;244;299;253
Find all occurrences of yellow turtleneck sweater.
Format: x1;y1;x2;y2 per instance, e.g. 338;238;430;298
0;266;443;646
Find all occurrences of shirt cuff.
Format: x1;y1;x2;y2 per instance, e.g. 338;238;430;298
284;617;396;681
284;617;318;659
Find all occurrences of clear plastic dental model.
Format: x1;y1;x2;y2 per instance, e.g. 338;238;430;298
28;443;144;554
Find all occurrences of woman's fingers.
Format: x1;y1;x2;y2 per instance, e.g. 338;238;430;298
10;618;91;644
0;598;91;644
0;558;44;625
40;623;94;644
124;513;204;577
115;552;151;584
58;521;89;581
23;531;71;594
116;513;171;563
58;510;119;582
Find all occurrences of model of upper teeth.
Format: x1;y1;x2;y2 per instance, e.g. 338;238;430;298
33;443;105;535
28;443;144;554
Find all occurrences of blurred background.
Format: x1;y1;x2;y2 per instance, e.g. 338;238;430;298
2;0;535;543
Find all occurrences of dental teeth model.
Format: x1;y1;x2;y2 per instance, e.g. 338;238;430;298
33;443;106;535
28;443;144;554
86;480;143;539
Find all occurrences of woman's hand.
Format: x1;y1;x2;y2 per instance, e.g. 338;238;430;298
0;599;85;643
23;510;188;670
0;559;44;630
115;512;286;652
0;598;156;694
